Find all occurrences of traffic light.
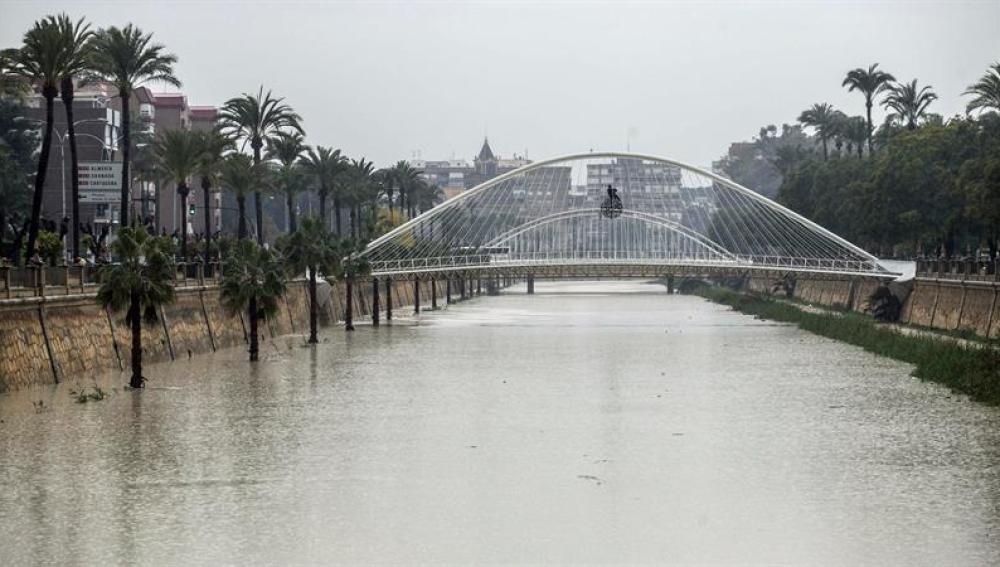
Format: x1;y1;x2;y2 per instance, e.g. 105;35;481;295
188;203;197;216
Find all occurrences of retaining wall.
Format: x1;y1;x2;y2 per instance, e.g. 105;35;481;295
0;275;471;394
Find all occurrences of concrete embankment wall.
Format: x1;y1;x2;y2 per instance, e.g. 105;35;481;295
746;275;1000;340
0;277;461;393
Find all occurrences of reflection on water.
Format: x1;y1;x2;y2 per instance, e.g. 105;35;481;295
1;280;998;565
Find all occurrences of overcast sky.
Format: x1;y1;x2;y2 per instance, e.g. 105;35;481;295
2;0;998;169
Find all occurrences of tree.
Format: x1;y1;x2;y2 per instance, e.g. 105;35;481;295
48;15;94;261
89;24;180;227
883;79;938;130
218;153;264;240
194;127;231;265
797;103;838;160
0;98;39;259
345;158;376;239
219;86;302;245
277;216;342;343
10;15;69;261
300;146;347;234
335;240;370;332
390;160;422;217
964;62;1000;116
219;239;286;361
842;63;895;153
266;131;308;232
97;226;175;388
154;128;201;261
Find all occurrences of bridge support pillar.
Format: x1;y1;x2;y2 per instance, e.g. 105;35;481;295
527;275;535;294
372;278;380;327
345;278;355;331
385;278;392;321
431;279;438;310
413;278;421;314
446;279;452;304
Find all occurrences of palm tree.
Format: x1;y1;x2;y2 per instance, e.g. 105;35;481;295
154;128;201;261
89;24;180;227
277;216;342;343
11;15;70;261
266;131;308;232
220;239;286;361
300;146;346;234
218;153;263;240
194;127;231;266
391;160;422;217
842;115;868;158
48;15;94;261
345;158;376;239
883;79;937;130
335;240;371;332
842;63;895;153
797;103;837;160
964;62;1000;115
97;226;175;388
219;86;303;245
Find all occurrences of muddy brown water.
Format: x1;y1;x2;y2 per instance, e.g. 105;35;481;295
1;280;998;565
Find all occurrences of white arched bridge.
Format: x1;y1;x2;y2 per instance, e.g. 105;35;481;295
361;152;897;281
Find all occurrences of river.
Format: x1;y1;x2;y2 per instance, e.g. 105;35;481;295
1;280;998;565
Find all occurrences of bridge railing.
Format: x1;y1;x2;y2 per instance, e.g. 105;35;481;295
916;258;999;281
368;252;884;276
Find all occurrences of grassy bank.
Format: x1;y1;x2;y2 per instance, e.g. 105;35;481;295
688;284;1000;406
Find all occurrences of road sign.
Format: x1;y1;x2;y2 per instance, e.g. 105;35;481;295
79;161;122;204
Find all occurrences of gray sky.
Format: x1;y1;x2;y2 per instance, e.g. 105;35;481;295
2;0;998;169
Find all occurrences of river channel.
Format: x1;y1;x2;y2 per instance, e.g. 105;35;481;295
1;280;998;565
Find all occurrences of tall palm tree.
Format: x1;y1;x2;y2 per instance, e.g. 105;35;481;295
842;63;895;154
89;24;180;227
194;127;231;265
266;131;308;232
335;240;371;332
964;62;1000;116
220;239;286;361
218;153;263;240
883;79;937;130
346;158;376;239
277;216;342;343
842;115;868;158
390;160;422;218
49;15;94;261
11;15;69;261
97;226;175;388
300;146;347;233
219;86;303;245
375;166;395;217
797;103;837;160
153;128;201;261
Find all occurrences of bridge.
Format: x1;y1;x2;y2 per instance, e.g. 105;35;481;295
361;152;897;282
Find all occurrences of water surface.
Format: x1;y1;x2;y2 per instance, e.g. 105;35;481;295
1;280;998;565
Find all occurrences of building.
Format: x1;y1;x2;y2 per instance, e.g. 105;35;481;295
413;138;531;200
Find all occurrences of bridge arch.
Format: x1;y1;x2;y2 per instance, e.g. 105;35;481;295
362;152;893;278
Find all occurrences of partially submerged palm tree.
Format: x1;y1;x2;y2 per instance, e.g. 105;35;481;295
89;24;180;226
277;216;342;343
300;145;346;233
220;239;286;361
218;153;265;240
842;63;895;153
797;103;838;160
194;127;231;266
964;62;1000;116
154;128;201;261
11;15;70;261
97;226;176;388
219;86;303;244
335;240;371;332
883;79;937;130
51;15;93;261
267;131;308;232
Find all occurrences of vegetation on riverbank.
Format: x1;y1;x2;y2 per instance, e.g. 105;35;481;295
687;283;1000;406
